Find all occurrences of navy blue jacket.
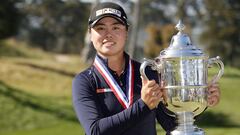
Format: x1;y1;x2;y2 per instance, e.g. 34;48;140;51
72;53;176;135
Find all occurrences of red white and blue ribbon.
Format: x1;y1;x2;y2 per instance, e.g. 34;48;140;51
94;56;134;109
96;88;112;93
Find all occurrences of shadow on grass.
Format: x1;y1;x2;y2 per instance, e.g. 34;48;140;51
196;111;240;128
0;81;78;122
17;62;76;77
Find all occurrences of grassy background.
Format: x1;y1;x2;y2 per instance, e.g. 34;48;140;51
0;39;240;135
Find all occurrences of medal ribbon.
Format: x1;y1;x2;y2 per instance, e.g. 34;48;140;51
94;56;134;109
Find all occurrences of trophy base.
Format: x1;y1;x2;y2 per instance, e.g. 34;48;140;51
170;112;205;135
170;127;205;135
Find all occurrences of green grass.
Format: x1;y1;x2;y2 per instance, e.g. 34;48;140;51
0;39;87;134
1;121;84;135
0;39;240;135
0;39;52;58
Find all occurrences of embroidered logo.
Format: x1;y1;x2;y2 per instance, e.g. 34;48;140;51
96;8;121;17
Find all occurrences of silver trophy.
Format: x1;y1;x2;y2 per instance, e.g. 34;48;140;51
140;20;224;135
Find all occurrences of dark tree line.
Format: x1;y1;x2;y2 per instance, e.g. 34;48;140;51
17;0;90;53
0;0;22;39
200;0;240;67
0;0;239;67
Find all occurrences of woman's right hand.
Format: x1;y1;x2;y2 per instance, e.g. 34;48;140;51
141;76;165;110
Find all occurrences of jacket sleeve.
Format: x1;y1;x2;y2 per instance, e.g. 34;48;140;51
72;72;152;135
155;102;177;132
144;67;177;132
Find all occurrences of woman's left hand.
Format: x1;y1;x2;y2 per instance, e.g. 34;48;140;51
207;82;221;107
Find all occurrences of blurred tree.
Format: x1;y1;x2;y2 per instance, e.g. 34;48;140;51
144;24;163;58
0;0;22;39
138;0;172;58
145;23;175;58
18;0;90;53
80;0;99;63
140;0;181;58
139;0;202;25
139;0;171;26
127;0;140;58
200;0;240;67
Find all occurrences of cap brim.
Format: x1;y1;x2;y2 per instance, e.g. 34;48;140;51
89;14;127;28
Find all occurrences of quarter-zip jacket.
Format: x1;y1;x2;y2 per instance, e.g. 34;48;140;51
72;53;176;135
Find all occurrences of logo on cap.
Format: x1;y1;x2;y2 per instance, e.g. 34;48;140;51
96;8;122;17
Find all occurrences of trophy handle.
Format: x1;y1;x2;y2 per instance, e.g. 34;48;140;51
208;56;224;84
140;58;160;80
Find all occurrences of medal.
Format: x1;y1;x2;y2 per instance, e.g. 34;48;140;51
94;56;134;109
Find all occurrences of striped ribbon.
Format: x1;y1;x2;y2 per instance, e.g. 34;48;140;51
93;56;134;109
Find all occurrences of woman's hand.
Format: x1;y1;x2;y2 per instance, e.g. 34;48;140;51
141;76;165;110
207;82;221;107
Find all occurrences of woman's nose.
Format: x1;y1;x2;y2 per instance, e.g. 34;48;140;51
105;29;113;38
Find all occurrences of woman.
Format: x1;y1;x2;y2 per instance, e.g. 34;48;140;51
72;2;220;135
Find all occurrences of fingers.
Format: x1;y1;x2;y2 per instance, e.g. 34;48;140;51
141;76;157;88
208;96;219;107
207;82;221;107
208;82;220;93
141;76;165;110
208;83;220;97
141;76;147;85
151;87;163;98
147;88;163;109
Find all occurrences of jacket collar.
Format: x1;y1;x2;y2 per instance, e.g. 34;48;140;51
95;52;130;73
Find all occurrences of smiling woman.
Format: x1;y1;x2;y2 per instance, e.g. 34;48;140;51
90;17;127;60
72;2;177;135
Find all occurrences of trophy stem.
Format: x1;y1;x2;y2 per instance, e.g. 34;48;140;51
170;112;205;135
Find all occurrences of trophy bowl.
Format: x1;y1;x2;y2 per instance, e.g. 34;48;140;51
140;20;224;135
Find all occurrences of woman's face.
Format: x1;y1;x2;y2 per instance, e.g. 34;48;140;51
90;17;128;57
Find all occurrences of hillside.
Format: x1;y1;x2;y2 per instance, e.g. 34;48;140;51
0;39;86;134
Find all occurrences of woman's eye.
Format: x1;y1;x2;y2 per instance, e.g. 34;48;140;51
113;26;120;30
96;27;105;31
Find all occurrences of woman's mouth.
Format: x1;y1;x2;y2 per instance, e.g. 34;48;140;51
103;41;115;46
